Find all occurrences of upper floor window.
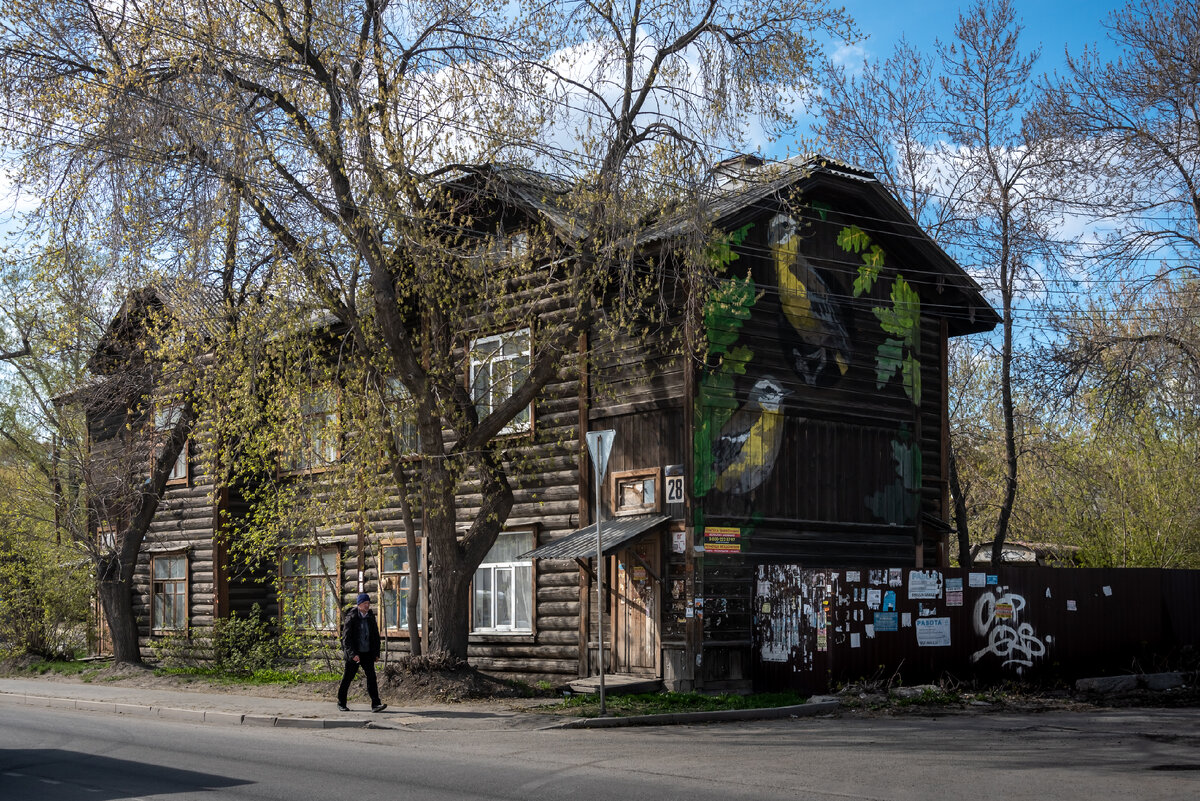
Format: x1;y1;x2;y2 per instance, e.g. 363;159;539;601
153;404;188;485
472;530;534;634
380;541;424;635
469;328;531;434
385;378;420;456
611;467;662;517
283;390;339;473
151;553;188;634
508;231;530;259
281;547;340;631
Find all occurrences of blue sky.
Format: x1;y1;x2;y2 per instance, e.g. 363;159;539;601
846;0;1128;67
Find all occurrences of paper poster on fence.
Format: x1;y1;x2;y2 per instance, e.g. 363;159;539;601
915;617;952;647
908;570;944;599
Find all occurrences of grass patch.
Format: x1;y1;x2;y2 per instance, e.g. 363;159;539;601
540;690;809;718
154;666;339;686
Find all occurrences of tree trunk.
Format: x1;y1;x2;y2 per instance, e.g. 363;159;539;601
948;446;972;567
993;214;1019;567
992;305;1018;566
97;558;140;664
425;549;471;658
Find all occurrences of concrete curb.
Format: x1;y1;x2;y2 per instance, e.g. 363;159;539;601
2;688;841;731
1076;671;1195;694
0;691;373;730
550;700;841;729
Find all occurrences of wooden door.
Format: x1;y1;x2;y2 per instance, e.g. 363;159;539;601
615;539;660;675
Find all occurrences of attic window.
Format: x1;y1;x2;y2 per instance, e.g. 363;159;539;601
610;467;662;517
509;231;529;258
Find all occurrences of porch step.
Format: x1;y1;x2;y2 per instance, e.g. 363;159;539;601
565;674;662;696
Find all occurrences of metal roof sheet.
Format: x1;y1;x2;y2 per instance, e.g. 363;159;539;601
520;513;670;560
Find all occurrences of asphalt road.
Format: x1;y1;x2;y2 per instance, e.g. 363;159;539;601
1;703;1198;800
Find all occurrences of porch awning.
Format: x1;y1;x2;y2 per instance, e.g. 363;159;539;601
519;514;670;560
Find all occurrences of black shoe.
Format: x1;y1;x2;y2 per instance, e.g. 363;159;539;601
371;703;388;713
336;703;349;712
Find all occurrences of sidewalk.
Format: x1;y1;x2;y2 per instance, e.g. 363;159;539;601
0;677;839;730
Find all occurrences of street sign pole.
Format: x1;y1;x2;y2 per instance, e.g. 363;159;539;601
585;429;615;716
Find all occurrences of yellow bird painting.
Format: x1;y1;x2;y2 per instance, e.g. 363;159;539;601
713;377;790;495
770;214;852;385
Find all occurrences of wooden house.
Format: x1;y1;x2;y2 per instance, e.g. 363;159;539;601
79;156;997;693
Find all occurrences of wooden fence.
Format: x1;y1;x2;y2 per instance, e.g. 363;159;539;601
751;566;1200;693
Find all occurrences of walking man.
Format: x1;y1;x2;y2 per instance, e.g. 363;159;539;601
337;592;387;712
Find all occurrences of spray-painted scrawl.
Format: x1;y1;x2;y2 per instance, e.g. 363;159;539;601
971;587;1048;669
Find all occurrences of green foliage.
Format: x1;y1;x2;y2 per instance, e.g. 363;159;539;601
151;604;314;675
0;519;92;660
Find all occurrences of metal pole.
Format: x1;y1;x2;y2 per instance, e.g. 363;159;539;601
595;466;606;716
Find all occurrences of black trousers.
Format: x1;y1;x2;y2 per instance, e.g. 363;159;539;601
337;657;381;706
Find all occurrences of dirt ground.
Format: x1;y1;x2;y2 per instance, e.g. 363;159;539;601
0;654;540;706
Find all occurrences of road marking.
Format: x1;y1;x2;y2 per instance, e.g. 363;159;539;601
41;779;62;785
4;772;24;777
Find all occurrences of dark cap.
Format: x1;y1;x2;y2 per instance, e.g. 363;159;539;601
356;592;370;605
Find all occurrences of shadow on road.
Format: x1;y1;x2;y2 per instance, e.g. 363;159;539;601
0;748;252;799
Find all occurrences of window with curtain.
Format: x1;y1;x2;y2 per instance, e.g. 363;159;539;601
472;530;534;633
381;541;424;635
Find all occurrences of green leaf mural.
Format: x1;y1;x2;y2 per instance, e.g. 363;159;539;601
838;226;922;406
837;224;871;254
694;224;758;500
866;426;924;524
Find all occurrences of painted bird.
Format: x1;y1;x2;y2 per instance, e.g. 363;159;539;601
712;376;790;495
769;214;853;385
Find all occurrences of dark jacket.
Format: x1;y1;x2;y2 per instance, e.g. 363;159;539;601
341;607;381;662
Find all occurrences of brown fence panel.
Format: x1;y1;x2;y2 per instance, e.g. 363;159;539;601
752;565;1200;693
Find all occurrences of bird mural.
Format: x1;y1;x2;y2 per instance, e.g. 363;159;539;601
769;214;853;385
712;376;790;495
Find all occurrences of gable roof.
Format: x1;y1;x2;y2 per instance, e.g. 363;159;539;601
89;282;224;374
647;154;1000;336
442;156;1000;336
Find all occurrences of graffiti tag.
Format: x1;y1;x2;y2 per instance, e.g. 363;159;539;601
970;588;1047;668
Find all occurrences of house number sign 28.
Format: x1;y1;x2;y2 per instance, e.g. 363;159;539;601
665;475;685;504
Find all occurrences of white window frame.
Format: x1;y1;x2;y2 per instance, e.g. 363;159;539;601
380;540;425;636
281;547;340;632
153;404;188;485
151;552;188;634
472;530;535;634
469;327;532;435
